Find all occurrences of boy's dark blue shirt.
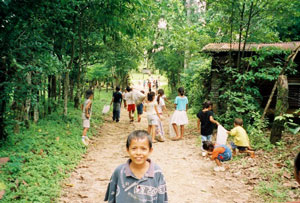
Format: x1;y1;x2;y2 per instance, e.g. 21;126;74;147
112;91;122;103
104;159;168;203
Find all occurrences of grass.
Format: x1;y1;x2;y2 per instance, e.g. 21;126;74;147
0;90;112;202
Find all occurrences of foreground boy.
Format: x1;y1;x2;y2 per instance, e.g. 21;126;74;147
203;141;232;171
228;118;255;158
104;130;168;202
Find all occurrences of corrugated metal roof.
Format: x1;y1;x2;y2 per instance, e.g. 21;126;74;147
202;42;300;52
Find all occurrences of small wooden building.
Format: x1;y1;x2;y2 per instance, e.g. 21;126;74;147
202;42;300;113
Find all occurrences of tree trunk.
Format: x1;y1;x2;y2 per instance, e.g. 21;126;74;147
34;89;39;123
237;2;245;70
25;71;32;128
270;75;289;144
48;75;52;114
0;57;7;140
63;72;70;116
63;13;76;116
74;13;83;109
261;45;300;120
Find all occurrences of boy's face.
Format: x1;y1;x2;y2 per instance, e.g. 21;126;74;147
127;138;153;166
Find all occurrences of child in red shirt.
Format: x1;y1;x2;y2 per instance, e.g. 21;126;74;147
203;141;232;171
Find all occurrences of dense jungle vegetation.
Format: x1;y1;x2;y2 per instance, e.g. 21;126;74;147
0;0;299;202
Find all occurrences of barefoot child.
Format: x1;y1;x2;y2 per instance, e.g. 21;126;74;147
104;130;168;202
81;90;93;146
144;92;161;142
170;87;188;140
124;86;135;122
228;118;255;158
203;141;232;171
136;90;146;122
155;89;168;141
197;101;219;156
110;86;122;122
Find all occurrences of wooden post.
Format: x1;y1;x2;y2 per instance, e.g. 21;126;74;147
270;75;289;144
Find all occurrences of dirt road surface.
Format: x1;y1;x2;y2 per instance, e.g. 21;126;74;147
60;103;260;203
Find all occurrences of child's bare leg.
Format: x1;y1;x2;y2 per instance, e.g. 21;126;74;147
239;150;255;158
151;125;156;142
148;125;151;134
247;150;255;158
232;149;237;156
82;128;88;137
180;125;184;139
172;123;179;138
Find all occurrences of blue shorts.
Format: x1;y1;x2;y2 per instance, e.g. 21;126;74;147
231;142;248;151
137;103;143;115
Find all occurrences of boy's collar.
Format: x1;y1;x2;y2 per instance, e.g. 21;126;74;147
125;159;154;178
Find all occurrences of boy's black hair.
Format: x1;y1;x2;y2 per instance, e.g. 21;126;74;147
85;89;94;99
126;130;152;149
126;86;131;92
203;101;213;109
178;87;184;96
295;152;300;174
234;118;243;126
116;86;120;91
147;91;155;102
203;141;214;151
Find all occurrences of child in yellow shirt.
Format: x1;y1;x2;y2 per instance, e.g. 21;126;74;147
228;118;255;158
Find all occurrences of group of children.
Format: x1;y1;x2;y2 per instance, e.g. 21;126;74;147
80;89;299;202
197;101;255;171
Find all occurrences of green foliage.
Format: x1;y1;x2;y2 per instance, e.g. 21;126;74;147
0;90;111;202
182;57;212;113
275;109;300;135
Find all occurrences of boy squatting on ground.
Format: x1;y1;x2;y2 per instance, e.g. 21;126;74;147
81;90;93;146
228;118;255;158
104;130;168;203
203;141;232;172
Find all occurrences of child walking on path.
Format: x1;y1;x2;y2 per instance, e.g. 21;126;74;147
228;118;255;158
81;90;93;146
203;141;232;171
197;101;219;156
110;86;122;122
155;89;168;141
104;130;168;202
144;92;161;143
136;90;146;122
124;86;135;122
170;87;188;140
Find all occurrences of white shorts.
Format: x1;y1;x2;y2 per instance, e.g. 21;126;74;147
83;119;90;128
147;114;159;126
170;110;188;125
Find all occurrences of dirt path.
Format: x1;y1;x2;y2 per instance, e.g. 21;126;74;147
60;104;260;203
